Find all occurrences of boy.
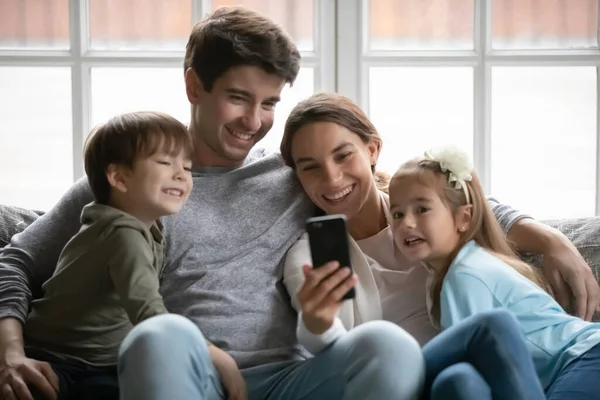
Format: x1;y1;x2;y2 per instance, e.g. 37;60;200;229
23;111;194;399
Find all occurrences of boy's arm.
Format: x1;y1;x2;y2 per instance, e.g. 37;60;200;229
0;177;94;323
106;229;168;324
487;197;599;320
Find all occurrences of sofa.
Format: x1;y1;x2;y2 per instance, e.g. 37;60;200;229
1;204;600;322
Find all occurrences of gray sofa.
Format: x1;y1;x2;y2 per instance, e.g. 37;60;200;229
1;204;599;321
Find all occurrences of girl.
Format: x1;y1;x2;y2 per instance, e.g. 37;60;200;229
280;92;552;399
389;146;600;399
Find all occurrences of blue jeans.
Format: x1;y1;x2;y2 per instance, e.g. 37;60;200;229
118;314;426;400
25;348;118;400
421;309;545;400
545;342;600;399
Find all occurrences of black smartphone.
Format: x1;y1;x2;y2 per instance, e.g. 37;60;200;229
306;214;355;300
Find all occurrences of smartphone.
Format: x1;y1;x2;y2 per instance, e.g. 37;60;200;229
306;214;355;300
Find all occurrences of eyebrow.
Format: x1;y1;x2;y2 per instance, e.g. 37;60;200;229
389;197;433;209
225;88;280;104
295;142;354;165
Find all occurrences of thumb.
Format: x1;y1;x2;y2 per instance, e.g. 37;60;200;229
302;264;313;278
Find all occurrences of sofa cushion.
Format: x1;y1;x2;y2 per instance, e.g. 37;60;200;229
0;205;43;248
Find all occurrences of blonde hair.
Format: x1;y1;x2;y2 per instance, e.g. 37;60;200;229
390;157;552;322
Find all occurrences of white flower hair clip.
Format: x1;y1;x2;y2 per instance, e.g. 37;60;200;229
424;146;473;204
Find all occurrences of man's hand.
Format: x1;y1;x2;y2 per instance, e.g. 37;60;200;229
541;234;600;321
297;262;357;334
208;346;246;400
0;352;59;400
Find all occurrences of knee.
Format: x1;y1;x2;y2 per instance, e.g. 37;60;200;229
431;362;490;399
472;309;520;334
348;321;425;396
119;314;209;363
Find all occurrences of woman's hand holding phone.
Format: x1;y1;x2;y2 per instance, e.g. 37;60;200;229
296;261;358;334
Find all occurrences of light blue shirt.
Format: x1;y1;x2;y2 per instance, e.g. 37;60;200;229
440;240;600;389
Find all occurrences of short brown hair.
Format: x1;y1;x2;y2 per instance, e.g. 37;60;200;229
280;92;389;191
84;111;193;204
184;6;301;91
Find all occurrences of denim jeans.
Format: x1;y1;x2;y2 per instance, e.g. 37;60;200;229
118;314;426;400
25;348;118;400
545;342;600;399
421;309;545;400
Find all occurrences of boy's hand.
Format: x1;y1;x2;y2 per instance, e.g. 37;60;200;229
208;346;247;400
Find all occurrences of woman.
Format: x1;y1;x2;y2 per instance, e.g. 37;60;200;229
279;92;590;399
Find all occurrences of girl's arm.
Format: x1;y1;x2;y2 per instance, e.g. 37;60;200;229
487;198;599;321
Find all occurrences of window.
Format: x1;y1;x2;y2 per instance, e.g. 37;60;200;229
338;0;600;219
2;0;599;219
0;0;333;211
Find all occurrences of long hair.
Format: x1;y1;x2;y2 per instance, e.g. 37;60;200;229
391;157;552;322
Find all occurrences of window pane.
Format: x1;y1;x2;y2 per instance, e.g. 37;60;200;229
369;67;474;174
211;0;314;52
259;67;315;152
88;0;192;50
368;0;474;51
0;0;69;49
90;68;190;127
492;0;599;50
491;67;597;219
0;67;72;211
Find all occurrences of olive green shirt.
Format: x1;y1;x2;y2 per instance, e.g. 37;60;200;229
24;203;167;366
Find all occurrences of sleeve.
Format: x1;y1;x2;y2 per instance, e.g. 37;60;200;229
486;197;532;235
439;271;496;330
283;233;312;312
296;313;348;355
106;228;168;325
0;177;94;323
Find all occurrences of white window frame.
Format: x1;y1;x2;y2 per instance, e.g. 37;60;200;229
336;0;600;214
0;0;335;185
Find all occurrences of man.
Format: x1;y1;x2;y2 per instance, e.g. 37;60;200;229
0;6;597;400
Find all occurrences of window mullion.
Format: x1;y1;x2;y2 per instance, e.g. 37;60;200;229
335;0;361;104
474;0;492;194
69;0;89;182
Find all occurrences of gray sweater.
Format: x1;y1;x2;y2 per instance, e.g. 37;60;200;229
0;149;528;369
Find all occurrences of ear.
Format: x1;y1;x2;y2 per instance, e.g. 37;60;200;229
367;137;382;166
106;164;130;194
184;68;202;105
455;204;473;233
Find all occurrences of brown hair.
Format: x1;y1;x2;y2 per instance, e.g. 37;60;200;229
280;92;389;192
84;111;194;205
391;157;552;322
184;6;301;92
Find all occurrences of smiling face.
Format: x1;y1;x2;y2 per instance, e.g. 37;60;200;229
389;174;466;271
290;121;380;219
110;147;193;226
185;65;286;167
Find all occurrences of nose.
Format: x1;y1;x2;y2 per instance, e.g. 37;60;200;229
173;164;188;181
241;106;261;132
401;213;416;229
322;162;343;185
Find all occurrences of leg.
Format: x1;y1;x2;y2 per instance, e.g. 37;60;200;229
545;343;600;400
422;309;544;400
71;366;119;400
430;363;491;400
118;314;224;400
243;320;425;400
